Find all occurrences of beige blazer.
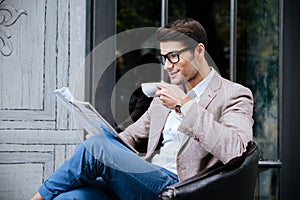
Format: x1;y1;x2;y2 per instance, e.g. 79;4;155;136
120;70;254;181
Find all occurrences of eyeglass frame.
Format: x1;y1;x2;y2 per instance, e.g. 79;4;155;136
157;46;196;65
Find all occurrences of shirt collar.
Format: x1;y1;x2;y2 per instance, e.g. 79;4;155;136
189;67;215;98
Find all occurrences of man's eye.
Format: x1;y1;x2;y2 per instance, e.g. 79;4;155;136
169;53;178;58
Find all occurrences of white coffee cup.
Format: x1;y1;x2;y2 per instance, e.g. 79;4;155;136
141;82;159;97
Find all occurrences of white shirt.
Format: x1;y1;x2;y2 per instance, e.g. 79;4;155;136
150;68;215;174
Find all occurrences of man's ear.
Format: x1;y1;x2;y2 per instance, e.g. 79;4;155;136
195;43;205;59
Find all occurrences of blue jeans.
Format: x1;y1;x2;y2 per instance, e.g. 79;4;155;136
38;132;178;200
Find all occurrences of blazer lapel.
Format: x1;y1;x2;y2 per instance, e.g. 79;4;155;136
199;70;222;109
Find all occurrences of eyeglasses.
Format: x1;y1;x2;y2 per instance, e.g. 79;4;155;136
157;46;194;65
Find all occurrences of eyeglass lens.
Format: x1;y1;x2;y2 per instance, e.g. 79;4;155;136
157;46;194;65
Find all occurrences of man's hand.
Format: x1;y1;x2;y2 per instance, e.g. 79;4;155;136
156;81;191;109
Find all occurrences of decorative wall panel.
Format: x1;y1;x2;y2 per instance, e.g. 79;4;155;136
0;0;55;126
0;0;86;199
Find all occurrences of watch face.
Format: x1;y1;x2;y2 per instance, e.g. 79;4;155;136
175;104;182;114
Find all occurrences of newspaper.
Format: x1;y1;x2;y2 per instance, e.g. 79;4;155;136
53;87;138;154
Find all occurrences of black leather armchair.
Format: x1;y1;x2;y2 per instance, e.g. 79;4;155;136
158;142;259;200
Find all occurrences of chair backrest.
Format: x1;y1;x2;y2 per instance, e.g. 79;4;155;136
159;142;259;200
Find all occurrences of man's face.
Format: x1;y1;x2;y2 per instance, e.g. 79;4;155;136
160;41;199;86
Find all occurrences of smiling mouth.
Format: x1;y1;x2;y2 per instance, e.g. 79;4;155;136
169;70;179;78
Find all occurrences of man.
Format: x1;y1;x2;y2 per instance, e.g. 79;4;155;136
31;17;253;200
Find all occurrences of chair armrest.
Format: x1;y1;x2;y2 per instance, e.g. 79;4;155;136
158;142;256;200
158;162;225;199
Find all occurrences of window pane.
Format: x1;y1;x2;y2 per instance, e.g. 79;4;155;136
169;0;231;79
114;0;161;131
236;1;280;199
117;0;161;32
257;168;280;199
236;0;279;160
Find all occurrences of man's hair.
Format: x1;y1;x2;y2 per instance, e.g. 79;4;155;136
156;17;208;49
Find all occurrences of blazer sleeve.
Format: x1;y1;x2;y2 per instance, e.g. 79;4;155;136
118;99;156;148
178;84;254;164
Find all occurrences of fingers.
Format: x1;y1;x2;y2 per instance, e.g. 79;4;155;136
158;94;174;108
157;81;169;89
156;82;178;99
156;82;169;96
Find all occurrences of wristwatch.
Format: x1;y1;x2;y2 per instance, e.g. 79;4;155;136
175;103;182;115
174;96;192;115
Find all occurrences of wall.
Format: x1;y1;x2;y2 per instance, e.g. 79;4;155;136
0;0;86;199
